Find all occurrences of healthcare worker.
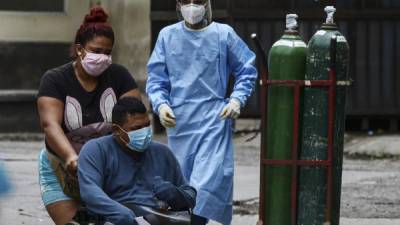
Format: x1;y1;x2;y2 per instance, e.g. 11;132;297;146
146;0;257;224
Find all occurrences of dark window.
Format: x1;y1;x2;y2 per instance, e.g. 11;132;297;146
151;0;227;11
336;0;400;8
230;0;400;9
231;0;334;10
233;0;291;9
294;0;334;8
151;0;176;11
0;0;64;12
211;0;228;10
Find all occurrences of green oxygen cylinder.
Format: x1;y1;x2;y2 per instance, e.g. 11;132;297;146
298;6;350;225
264;14;306;225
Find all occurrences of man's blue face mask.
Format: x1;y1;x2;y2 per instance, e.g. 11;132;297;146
119;126;153;152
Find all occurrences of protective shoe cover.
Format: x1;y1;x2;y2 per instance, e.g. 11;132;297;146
146;21;257;225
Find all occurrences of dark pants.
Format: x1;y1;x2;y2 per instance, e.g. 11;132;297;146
191;214;208;225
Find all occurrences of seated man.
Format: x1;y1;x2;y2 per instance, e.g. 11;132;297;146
78;97;196;225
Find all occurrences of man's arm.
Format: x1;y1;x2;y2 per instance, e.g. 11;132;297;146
78;140;137;225
152;176;196;211
171;159;197;210
152;150;197;211
175;185;197;210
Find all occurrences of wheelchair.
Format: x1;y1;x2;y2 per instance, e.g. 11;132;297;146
72;203;192;225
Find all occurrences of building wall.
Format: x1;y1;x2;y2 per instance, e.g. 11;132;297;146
0;1;90;43
0;0;91;90
151;0;400;131
108;0;151;91
0;0;151;132
0;0;150;87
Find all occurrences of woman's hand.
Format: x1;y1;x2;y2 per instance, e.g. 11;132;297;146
65;154;78;174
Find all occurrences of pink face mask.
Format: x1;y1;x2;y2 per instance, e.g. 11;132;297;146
80;50;112;77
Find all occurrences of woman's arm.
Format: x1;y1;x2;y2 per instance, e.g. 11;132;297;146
121;88;142;100
37;96;78;172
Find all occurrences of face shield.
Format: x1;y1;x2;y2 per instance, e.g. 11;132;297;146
176;0;212;25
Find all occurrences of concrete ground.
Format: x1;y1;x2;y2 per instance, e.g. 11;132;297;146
0;124;400;225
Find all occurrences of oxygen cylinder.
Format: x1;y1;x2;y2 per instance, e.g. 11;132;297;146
298;6;350;225
264;14;306;225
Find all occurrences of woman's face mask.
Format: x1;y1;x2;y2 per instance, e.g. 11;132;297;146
80;49;112;77
118;126;153;153
180;3;206;25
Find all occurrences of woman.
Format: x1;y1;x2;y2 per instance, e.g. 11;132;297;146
37;6;141;225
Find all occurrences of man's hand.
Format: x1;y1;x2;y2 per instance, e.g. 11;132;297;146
153;176;196;210
220;98;241;120
152;176;178;202
158;104;176;128
64;154;78;174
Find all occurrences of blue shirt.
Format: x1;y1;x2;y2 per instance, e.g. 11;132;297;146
78;135;189;225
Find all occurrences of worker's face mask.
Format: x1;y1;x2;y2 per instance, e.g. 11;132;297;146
119;126;153;153
180;3;206;25
80;49;112;77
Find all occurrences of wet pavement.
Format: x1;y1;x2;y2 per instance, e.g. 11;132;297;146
0;129;400;225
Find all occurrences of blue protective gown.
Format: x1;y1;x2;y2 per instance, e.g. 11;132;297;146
146;21;257;225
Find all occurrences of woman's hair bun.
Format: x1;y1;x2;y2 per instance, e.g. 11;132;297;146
83;6;109;24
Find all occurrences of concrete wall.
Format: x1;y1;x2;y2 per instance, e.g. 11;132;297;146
0;0;92;91
107;0;151;91
0;0;90;43
0;0;150;86
0;0;150;87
